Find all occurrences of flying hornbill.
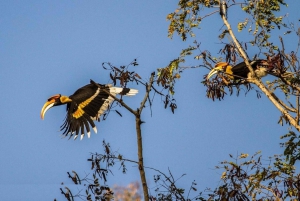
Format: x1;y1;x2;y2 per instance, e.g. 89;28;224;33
41;80;138;140
206;60;270;80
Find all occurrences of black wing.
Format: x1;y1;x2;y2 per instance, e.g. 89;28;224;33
60;82;114;140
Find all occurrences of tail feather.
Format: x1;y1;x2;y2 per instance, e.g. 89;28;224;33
110;87;138;96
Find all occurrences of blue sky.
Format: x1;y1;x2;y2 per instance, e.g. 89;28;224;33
0;1;299;200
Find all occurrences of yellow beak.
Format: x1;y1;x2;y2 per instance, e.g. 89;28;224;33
206;66;224;80
40;99;55;119
206;62;229;80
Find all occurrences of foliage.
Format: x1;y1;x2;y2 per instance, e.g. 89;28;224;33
152;169;204;201
102;59;178;114
159;0;300;130
57;141;206;201
56;1;300;201
281;131;300;166
162;0;296;98
157;0;300;200
206;152;299;201
157;45;197;96
167;0;219;41
58;141;118;201
55;58;181;200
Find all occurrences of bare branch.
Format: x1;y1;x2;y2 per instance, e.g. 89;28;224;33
201;10;219;20
91;76;156;200
139;72;155;113
134;72;155;201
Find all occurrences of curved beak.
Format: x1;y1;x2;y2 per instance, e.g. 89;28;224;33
206;62;229;80
207;68;220;80
40;99;55;119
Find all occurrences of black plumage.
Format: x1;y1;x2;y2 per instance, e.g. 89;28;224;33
207;60;270;80
230;60;268;79
41;80;138;140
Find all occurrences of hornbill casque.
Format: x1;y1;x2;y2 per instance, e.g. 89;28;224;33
206;60;270;80
41;80;138;140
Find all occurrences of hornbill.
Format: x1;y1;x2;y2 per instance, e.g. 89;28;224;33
206;60;270;80
41;80;138;140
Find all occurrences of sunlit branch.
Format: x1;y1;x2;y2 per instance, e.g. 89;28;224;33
270;92;297;113
220;7;300;131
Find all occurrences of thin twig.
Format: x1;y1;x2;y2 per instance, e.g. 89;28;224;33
139;72;155;113
146;166;186;200
97;154;139;165
200;10;219;20
151;85;164;96
271;92;297;113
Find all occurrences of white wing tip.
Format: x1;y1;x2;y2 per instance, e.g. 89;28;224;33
127;89;138;96
93;127;97;134
87;132;91;138
80;134;84;140
111;87;138;96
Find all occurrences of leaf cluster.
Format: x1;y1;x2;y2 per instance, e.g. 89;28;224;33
149;168;206;201
281;131;300;166
102;59;141;88
167;0;219;40
101;59;179;116
206;152;299;201
57;141;121;201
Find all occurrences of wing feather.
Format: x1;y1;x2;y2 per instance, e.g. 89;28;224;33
59;82;137;140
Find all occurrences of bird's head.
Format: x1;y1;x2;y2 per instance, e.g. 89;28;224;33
206;62;232;80
40;94;72;119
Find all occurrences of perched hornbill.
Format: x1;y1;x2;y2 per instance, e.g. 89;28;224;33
206;60;270;80
41;80;138;140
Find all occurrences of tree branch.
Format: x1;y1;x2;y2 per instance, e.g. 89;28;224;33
139;72;155;113
145;166;186;200
270;92;297;113
135;72;155;201
252;79;300;131
220;9;300;131
91;77;155;200
220;13;254;76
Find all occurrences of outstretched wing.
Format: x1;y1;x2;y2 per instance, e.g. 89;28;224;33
60;103;97;140
60;82;138;140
